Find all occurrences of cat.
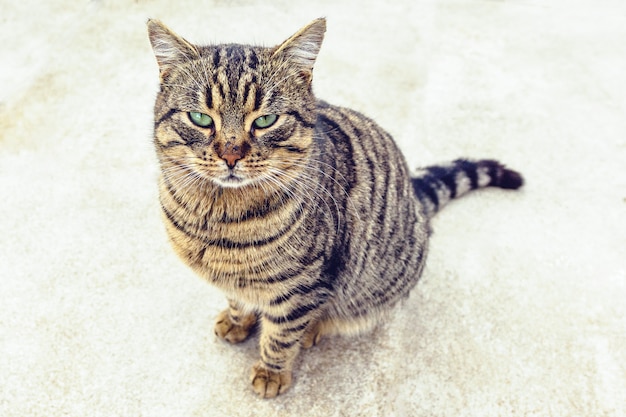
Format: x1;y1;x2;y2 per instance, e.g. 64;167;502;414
147;17;523;398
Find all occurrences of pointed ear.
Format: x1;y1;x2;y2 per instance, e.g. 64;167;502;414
147;19;200;75
272;18;326;76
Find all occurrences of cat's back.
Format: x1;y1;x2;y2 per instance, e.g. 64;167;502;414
311;100;430;318
313;100;421;217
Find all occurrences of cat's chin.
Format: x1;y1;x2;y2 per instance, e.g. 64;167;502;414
213;174;254;189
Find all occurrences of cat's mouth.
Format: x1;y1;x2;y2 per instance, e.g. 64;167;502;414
216;172;250;188
192;163;254;189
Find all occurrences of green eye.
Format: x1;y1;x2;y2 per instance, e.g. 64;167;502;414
253;114;278;129
188;111;213;128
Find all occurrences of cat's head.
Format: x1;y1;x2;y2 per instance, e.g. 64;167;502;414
148;18;325;190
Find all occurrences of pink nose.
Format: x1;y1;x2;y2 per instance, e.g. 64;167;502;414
221;149;242;168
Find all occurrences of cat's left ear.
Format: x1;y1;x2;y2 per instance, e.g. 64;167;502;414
147;19;200;78
272;18;326;82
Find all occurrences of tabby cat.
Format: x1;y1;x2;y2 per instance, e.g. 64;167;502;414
147;18;523;398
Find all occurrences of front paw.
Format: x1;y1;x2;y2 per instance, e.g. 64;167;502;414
214;309;256;344
250;362;292;398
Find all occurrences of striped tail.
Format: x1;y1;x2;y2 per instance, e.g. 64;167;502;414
411;158;523;218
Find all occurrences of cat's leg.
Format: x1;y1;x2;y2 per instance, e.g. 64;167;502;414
214;299;257;344
250;313;317;398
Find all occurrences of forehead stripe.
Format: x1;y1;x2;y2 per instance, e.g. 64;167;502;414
253;87;264;112
205;87;213;109
211;48;221;67
241;75;258;110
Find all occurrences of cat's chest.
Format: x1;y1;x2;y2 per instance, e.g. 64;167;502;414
166;196;310;282
183;218;309;306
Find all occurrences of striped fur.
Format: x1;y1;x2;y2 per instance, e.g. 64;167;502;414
147;18;523;398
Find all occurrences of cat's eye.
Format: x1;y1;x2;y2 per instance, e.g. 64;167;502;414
253;114;278;130
188;111;214;128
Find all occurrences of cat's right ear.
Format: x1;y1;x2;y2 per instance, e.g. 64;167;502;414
147;19;200;78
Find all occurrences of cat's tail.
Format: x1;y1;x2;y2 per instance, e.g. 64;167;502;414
411;158;523;218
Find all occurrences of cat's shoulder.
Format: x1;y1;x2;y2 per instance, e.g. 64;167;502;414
315;99;378;128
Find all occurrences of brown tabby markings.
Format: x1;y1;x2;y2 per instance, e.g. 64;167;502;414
147;18;523;398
